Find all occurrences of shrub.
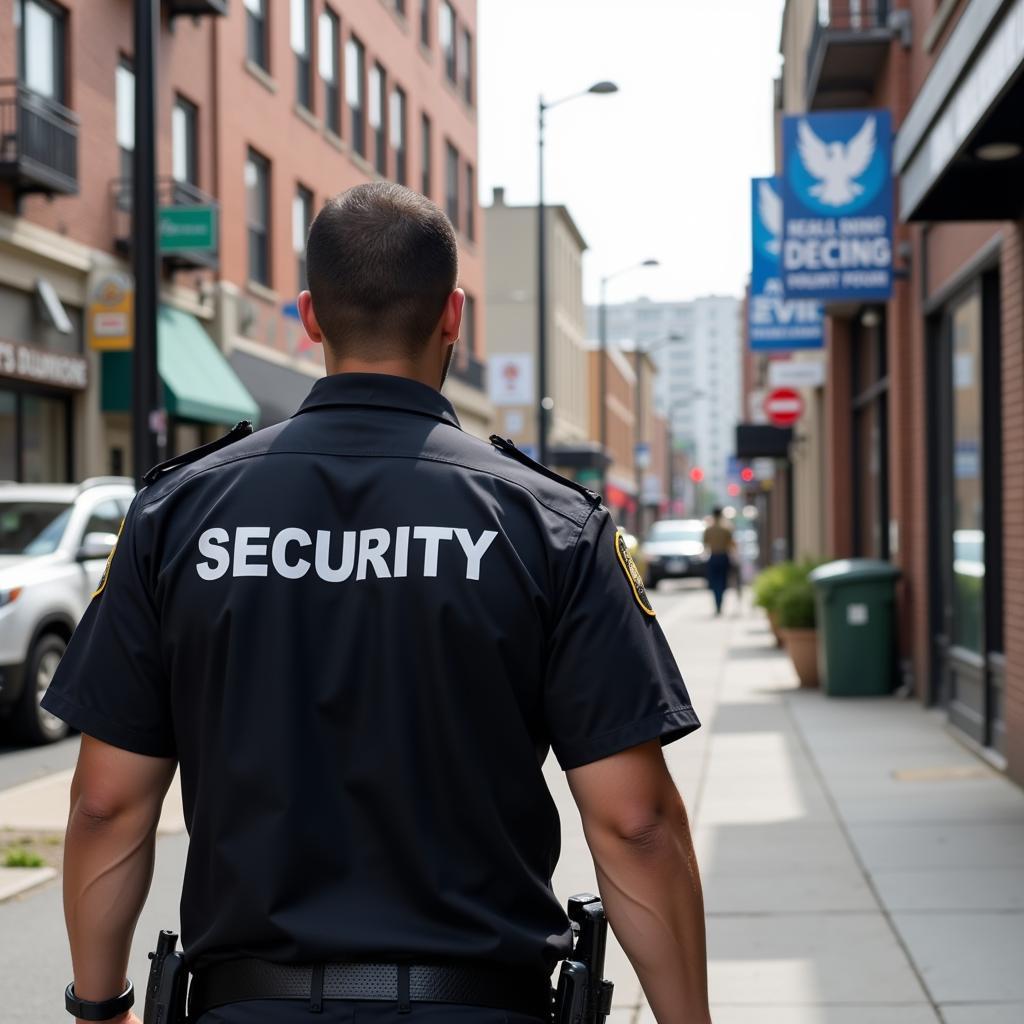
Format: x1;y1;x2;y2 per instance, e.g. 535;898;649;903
4;847;44;868
777;579;817;629
752;562;801;611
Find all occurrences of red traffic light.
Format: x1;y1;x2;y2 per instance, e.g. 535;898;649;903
741;467;755;482
689;467;705;484
727;483;741;497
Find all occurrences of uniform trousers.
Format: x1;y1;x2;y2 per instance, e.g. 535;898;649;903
195;999;548;1024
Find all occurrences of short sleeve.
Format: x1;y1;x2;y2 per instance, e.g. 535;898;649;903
41;496;175;757
544;508;700;770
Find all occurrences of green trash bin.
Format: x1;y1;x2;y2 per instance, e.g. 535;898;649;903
808;559;901;697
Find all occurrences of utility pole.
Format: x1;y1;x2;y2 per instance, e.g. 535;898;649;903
536;96;549;466
132;0;161;486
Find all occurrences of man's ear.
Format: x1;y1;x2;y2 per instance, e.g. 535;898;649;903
440;289;465;344
297;291;325;347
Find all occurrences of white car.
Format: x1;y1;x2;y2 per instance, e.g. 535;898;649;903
640;519;709;587
0;478;135;744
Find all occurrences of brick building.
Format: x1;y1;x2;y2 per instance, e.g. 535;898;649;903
760;0;1024;784
0;0;487;481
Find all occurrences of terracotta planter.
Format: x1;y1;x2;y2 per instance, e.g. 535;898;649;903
767;608;784;646
781;627;819;688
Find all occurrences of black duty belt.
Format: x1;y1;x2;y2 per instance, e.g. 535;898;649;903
188;959;554;1021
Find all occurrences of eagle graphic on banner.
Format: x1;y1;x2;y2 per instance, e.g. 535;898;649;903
797;116;876;207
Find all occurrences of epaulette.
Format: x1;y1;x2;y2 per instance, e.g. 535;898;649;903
143;420;254;485
489;435;601;505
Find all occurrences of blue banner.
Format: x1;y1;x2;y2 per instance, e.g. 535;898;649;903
781;109;893;301
749;178;824;351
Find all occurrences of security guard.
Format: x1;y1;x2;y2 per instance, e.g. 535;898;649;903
44;183;711;1024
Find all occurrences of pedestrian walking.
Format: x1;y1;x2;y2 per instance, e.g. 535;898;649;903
703;507;735;616
42;184;711;1024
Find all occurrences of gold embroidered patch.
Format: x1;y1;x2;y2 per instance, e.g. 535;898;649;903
614;529;655;617
91;519;124;599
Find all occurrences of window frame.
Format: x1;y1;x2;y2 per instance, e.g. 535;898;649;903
445;140;459;230
293;184;313;291
246;147;272;287
421;112;432;197
390;85;407;185
116;59;135;186
319;7;341;136
440;1;456;82
459;26;473;105
420;0;431;48
244;0;269;72
292;0;313;111
172;94;199;188
369;61;387;175
464;160;475;240
346;34;366;158
18;0;67;104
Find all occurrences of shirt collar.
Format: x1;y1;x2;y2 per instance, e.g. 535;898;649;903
294;372;461;428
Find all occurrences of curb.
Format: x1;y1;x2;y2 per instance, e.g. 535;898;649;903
0;865;57;903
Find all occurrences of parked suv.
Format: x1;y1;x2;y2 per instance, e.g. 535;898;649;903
0;478;135;745
641;518;708;588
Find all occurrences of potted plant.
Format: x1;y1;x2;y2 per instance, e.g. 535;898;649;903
752;562;799;645
777;578;819;688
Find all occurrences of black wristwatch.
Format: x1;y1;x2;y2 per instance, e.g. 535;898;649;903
64;980;134;1021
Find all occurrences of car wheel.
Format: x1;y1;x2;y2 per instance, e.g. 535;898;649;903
13;634;69;745
644;572;660;590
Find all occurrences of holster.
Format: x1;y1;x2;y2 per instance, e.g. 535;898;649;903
144;930;188;1024
552;894;614;1024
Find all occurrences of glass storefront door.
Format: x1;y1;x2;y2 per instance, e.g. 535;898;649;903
0;387;71;483
933;276;1004;754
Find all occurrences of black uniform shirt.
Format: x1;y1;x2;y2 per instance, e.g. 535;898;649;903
43;373;699;975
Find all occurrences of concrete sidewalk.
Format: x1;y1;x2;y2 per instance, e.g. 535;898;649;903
548;587;1024;1023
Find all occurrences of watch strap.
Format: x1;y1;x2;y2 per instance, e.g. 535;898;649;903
65;979;134;1021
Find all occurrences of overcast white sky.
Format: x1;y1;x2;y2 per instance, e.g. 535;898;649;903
478;0;785;306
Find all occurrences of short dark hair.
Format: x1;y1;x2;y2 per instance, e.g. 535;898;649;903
306;182;459;355
712;506;723;518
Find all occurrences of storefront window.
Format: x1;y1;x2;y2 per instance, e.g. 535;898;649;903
950;292;984;654
0;392;16;481
22;394;68;483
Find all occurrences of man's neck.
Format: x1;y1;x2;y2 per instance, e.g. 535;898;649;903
324;358;439;391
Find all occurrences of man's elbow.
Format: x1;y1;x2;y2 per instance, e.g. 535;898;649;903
70;792;125;832
602;792;690;857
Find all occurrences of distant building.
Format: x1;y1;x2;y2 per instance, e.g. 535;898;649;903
587;296;742;505
484;187;595;473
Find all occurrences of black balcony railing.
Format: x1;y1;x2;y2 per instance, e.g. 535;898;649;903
807;2;893;108
111;176;220;271
0;81;79;196
449;350;487;391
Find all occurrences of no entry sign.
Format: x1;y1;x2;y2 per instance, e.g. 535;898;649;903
764;387;805;427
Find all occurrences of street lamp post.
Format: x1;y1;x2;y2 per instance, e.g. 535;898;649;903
537;80;617;467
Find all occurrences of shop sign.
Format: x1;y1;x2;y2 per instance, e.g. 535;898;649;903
159;205;218;254
764;387;805;427
768;359;826;389
488;353;534;406
0;339;88;390
749;178;824;351
781;109;893;301
87;272;134;351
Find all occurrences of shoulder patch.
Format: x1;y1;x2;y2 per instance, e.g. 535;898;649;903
143;420;254;485
614;529;656;617
91;519;124;599
488;435;601;504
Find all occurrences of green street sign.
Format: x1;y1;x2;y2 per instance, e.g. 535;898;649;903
159;205;218;254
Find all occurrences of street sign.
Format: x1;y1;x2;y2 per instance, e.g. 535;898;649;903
159;205;218;254
768;359;826;389
749;177;824;351
635;442;651;469
764;388;805;427
780;109;893;302
489;353;534;406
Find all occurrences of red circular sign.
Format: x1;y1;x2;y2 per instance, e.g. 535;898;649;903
765;387;805;427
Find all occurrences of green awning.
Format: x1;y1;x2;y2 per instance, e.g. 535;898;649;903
102;306;260;427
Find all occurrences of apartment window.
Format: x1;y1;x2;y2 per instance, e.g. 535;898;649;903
459;27;472;105
445;141;459;229
246;149;271;286
293;185;313;290
18;0;66;102
172;96;198;187
346;35;366;157
464;161;475;240
395;0;406;15
420;0;430;47
244;0;268;71
463;292;476;356
319;8;340;135
420;113;432;196
439;2;456;82
116;61;134;184
369;62;387;175
390;87;407;185
292;0;313;110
